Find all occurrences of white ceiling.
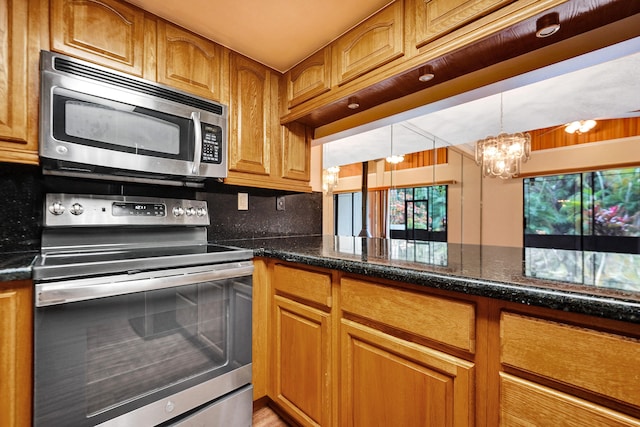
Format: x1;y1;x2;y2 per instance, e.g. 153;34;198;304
124;0;393;72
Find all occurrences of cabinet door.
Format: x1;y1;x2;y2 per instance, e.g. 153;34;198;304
282;122;311;182
285;48;331;109
228;54;271;176
333;0;404;86
272;295;331;427
413;0;511;48
156;22;227;102
0;0;40;164
0;281;33;427
50;0;147;76
341;319;474;427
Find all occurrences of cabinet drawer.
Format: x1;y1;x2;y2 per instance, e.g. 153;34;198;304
501;312;640;408
341;278;475;352
500;373;640;426
273;264;332;308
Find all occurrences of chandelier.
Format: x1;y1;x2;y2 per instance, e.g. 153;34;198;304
322;142;340;194
322;166;340;194
475;94;531;179
386;124;405;164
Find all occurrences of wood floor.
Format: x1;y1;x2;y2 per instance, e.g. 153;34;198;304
252;405;291;427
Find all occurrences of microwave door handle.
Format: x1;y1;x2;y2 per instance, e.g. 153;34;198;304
191;111;202;175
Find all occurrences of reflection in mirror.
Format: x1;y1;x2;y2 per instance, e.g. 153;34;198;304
322;122;457;241
318;36;640;269
524;249;639;292
332;236;448;267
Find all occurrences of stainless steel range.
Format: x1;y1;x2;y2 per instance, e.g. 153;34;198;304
32;193;253;426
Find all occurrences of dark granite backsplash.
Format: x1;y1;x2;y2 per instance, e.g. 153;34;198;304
200;188;322;240
0;162;321;251
0;163;42;251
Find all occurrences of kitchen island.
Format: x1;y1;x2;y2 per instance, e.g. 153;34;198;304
224;235;640;427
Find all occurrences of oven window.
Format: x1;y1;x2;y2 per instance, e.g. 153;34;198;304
34;277;251;426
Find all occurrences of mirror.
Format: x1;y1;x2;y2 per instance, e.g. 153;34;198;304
319;36;640;247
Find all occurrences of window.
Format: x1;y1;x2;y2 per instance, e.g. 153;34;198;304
524;168;640;253
523;167;640;290
389;185;447;241
334;192;362;236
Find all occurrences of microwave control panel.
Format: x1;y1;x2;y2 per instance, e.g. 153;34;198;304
202;124;223;164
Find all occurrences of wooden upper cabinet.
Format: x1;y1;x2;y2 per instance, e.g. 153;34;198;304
156;22;227;102
281;122;311;182
0;0;41;165
227;55;311;192
334;0;404;86
228;54;271;176
285;49;331;109
412;0;512;48
50;0;147;76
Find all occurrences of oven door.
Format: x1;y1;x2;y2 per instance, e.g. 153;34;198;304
33;262;253;427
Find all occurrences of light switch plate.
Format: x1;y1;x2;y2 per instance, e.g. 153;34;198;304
276;196;285;211
238;193;249;211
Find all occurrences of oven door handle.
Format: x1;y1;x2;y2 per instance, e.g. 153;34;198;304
36;261;253;307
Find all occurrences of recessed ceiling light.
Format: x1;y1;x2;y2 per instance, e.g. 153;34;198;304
536;12;560;38
418;65;435;82
347;96;360;109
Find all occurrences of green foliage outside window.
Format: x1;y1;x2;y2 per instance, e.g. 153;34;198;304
389;185;447;233
525;168;640;237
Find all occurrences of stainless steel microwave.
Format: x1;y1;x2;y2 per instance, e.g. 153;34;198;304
39;51;228;185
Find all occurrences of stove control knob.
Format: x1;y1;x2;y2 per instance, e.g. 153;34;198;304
69;203;84;216
185;207;196;216
172;206;185;217
49;201;65;216
196;207;207;217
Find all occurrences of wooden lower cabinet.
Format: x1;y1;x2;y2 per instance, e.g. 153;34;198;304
269;263;333;426
498;310;640;426
340;319;474;427
500;374;640;427
271;295;331;426
257;259;640;426
0;280;33;427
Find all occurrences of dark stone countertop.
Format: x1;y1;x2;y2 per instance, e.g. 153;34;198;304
218;235;640;324
0;250;37;283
